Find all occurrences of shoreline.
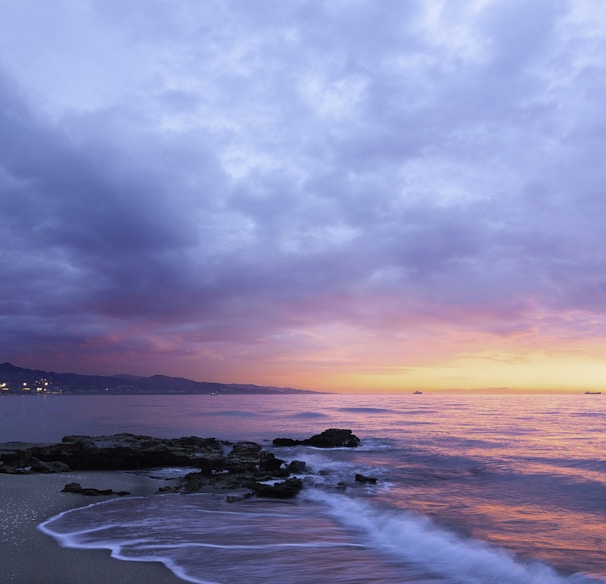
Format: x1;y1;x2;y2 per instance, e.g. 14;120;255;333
0;471;185;584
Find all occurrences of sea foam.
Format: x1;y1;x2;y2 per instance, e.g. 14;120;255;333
304;489;603;584
38;490;604;584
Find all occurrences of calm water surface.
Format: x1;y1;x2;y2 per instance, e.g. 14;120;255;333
2;393;605;583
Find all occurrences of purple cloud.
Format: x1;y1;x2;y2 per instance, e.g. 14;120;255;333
2;1;606;388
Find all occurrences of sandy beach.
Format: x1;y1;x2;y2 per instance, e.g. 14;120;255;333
0;471;186;584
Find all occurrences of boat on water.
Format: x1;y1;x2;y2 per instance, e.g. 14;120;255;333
584;391;602;394
413;390;422;394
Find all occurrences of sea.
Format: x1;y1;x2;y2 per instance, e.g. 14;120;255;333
1;392;605;583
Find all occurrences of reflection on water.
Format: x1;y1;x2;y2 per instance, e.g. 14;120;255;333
3;392;606;579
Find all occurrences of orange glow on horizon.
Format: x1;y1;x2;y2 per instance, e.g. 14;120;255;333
192;336;606;394
32;317;606;395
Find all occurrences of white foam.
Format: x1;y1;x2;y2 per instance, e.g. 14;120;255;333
294;451;352;471
37;495;366;584
38;492;605;584
39;506;214;584
303;489;602;584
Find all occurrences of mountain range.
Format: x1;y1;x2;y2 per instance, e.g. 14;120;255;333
0;362;315;395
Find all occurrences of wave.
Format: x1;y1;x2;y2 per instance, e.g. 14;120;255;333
303;489;605;584
39;487;606;584
197;410;261;417
36;495;412;583
290;411;328;418
337;406;396;414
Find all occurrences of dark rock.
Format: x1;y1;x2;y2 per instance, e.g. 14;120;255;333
258;451;284;472
286;460;307;473
15;433;228;471
1;434;251;479
224;442;262;472
165;445;294;496
355;473;378;484
0;446;34;469
272;438;299;447
30;457;71;473
273;428;360;448
306;429;360;448
1;433;354;499
228;442;262;458
61;482;129;496
250;478;303;499
175;469;252;494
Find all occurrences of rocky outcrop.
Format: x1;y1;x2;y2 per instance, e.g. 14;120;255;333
30;457;71;474
355;473;378;484
224;442;263;473
249;478;303;498
0;433;227;473
258;451;285;472
0;432;315;499
273;428;360;448
62;482;130;497
0;429;362;499
286;460;307;473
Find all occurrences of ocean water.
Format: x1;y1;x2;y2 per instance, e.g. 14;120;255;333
2;393;605;583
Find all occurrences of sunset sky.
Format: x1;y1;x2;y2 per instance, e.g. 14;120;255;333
2;0;606;392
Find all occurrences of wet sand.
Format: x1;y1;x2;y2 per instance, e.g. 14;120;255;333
0;471;185;584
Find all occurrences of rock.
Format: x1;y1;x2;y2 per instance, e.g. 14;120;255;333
169;444;292;495
355;473;377;484
286;460;307;473
1;433;357;500
30;457;71;473
61;482;129;496
175;470;251;494
272;438;299;447
54;434;228;470
0;445;34;469
0;434;229;472
258;451;284;472
273;428;360;448
306;429;360;448
250;478;303;499
224;442;262;472
227;442;262;458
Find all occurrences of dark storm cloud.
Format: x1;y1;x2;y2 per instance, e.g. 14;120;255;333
2;0;606;382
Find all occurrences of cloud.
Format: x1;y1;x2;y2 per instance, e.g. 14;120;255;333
1;0;606;388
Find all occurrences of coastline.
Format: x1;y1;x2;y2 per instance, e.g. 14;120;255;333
0;471;185;584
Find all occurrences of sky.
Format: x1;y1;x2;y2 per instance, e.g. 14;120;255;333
1;0;606;393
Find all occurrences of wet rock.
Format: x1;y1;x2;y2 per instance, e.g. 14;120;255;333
1;434;229;472
272;438;299;447
30;457;71;473
250;478;303;499
306;429;360;448
258;451;284;472
286;460;307;473
61;482;130;496
0;445;34;470
1;434;321;500
167;446;291;496
224;442;262;472
171;470;249;494
273;428;360;448
355;473;377;484
52;434;228;470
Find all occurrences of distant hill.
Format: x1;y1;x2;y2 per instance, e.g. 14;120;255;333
0;362;316;395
